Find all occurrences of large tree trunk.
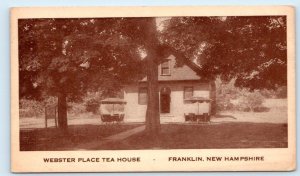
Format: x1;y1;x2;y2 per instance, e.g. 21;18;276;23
210;80;217;115
145;18;160;137
57;92;68;131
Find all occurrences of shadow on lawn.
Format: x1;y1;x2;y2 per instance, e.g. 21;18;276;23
253;107;271;112
20;124;142;151
20;122;288;151
99;122;288;150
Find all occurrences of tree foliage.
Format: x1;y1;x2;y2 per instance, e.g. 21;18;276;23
19;18;145;101
19;16;287;133
18;18;147;130
162;16;287;89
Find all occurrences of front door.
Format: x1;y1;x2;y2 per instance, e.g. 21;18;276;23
160;87;171;113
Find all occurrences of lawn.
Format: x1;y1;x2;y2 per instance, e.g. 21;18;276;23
20;124;141;151
99;123;288;150
20;122;287;150
19;99;288;150
214;99;287;124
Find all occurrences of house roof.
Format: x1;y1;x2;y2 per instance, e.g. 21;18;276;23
141;55;202;82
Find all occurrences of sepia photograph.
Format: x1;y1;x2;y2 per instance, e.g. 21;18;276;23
11;6;295;172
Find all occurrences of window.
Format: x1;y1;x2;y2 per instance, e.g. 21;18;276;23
138;87;147;105
161;60;170;75
184;87;193;99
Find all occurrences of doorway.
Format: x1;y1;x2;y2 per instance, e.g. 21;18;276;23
160;87;171;113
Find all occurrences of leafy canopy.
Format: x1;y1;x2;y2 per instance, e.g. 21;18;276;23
19;16;287;101
161;16;287;89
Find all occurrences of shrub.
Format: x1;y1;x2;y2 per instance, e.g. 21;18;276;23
44;96;58;106
215;77;239;111
19;96;58;118
19;99;44;118
260;86;287;99
215;77;267;112
216;95;234;111
68;102;86;114
85;99;100;114
276;86;287;98
238;91;265;112
260;88;276;98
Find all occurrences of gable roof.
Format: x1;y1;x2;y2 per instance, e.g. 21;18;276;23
141;55;202;82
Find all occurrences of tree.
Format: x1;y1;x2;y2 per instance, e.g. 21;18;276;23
161;16;287;89
19;18;144;131
19;16;287;137
143;18;161;137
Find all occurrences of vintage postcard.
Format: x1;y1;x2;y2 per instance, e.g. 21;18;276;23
11;6;296;172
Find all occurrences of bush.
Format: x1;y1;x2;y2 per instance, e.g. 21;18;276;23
44;96;58;107
216;96;234;111
260;88;276;98
68;102;86;114
216;90;235;111
260;86;287;99
85;99;100;114
238;91;265;112
19;96;59;118
215;77;267;112
215;77;239;111
276;86;287;98
19;99;44;118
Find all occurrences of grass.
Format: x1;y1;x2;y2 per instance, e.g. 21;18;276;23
217;98;287;124
99;123;287;150
20;124;141;151
19;98;288;150
20;122;287;151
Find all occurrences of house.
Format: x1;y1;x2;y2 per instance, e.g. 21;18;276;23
122;54;215;123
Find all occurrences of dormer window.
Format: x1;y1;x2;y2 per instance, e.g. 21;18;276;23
161;60;171;75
